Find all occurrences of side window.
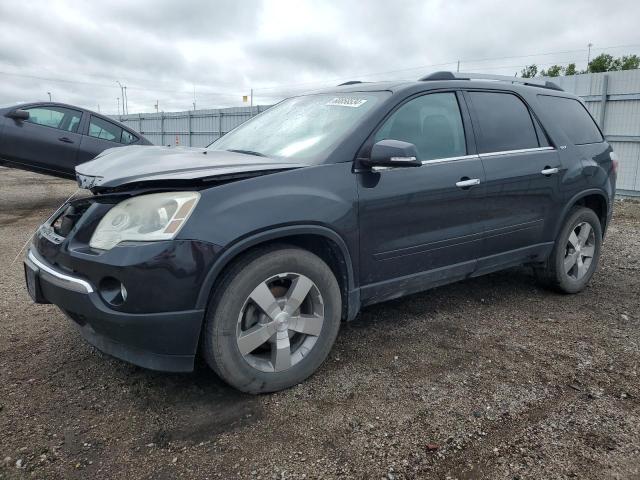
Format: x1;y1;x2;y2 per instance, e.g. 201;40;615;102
89;116;123;142
374;93;466;161
121;130;137;145
537;95;603;145
468;92;539;153
24;107;82;132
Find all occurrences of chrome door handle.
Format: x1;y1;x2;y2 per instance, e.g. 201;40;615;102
455;178;481;188
540;167;559;175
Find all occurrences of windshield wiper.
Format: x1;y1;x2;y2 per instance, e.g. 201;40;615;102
227;149;267;157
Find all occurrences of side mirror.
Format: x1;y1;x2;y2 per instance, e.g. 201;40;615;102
7;109;29;120
361;139;421;169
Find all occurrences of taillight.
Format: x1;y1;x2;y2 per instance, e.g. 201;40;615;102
610;152;619;175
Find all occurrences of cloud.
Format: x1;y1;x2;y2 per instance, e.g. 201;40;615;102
0;0;638;113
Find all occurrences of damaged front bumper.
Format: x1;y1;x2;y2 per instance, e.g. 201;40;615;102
25;248;205;372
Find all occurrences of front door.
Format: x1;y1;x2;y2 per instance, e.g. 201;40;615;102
357;91;486;304
0;105;83;175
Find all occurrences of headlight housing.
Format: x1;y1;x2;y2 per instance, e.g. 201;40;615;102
89;192;200;250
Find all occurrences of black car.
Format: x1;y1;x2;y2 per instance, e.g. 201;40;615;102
24;72;617;393
0;102;151;178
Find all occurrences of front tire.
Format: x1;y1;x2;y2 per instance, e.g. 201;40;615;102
535;206;603;293
202;246;341;393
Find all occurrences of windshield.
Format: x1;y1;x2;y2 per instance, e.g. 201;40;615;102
208;92;388;162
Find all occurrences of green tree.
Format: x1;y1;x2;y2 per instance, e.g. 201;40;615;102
564;63;578;75
619;54;640;70
540;65;563;77
520;64;538;78
588;53;616;73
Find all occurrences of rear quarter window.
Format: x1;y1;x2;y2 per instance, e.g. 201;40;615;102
537;95;603;145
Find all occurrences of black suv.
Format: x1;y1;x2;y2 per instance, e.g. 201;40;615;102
24;72;617;393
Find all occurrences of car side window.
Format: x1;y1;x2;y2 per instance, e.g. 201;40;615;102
24;106;82;133
89;116;123;143
121;130;138;145
537;95;603;145
374;92;467;161
468;91;539;153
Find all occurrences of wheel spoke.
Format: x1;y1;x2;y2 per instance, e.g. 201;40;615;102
271;330;291;372
249;282;283;320
576;255;587;279
283;275;314;315
237;322;276;355
289;314;324;336
581;245;595;258
568;231;580;249
564;251;578;273
577;223;592;247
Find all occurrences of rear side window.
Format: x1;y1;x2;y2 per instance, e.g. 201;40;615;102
374;92;467;160
537;95;603;145
121;130;138;144
89;116;123;143
468;91;539;153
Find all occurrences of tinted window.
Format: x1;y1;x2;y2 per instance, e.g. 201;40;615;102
375;93;466;160
468;92;539;153
89;116;123;142
121;129;137;144
537;95;603;145
25;106;82;133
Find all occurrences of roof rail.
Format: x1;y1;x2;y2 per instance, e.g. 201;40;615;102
337;80;364;86
419;71;563;92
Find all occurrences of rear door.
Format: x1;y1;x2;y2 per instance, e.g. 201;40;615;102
77;115;137;164
464;90;562;272
0;105;82;175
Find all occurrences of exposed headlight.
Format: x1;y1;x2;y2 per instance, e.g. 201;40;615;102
89;192;200;250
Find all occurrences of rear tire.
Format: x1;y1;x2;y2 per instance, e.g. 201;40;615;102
202;245;341;394
535;206;602;293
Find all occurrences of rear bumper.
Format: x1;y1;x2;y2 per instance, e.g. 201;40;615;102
25;249;204;372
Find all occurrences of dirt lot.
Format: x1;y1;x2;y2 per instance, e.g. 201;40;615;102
1;166;639;480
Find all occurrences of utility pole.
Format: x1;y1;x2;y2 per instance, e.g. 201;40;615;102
250;88;254;117
587;43;593;72
193;85;197;111
117;97;120;116
124;86;128;115
47;92;51;101
154;100;159;113
456;60;460;72
97;104;100;113
116;81;125;114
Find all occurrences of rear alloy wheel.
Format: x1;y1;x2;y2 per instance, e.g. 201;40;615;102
535;206;602;294
202;246;341;393
563;221;596;281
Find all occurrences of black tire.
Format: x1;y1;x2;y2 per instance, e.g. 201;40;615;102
202;245;341;394
535;206;603;293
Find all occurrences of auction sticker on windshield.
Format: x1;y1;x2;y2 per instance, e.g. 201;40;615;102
326;97;367;107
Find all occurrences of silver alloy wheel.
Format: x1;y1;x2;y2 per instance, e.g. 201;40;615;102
564;221;596;280
236;272;325;373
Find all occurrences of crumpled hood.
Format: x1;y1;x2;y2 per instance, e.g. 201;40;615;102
75;145;307;191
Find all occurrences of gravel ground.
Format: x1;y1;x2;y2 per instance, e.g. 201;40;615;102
1;166;639;480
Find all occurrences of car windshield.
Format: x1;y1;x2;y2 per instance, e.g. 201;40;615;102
208;92;388;162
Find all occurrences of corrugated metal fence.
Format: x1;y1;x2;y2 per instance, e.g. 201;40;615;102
116;69;640;195
114;105;270;148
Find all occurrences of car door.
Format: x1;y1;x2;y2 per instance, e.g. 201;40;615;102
0;105;82;175
77;115;132;164
357;91;486;304
464;90;562;273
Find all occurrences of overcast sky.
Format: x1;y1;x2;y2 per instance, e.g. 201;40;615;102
1;0;639;114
